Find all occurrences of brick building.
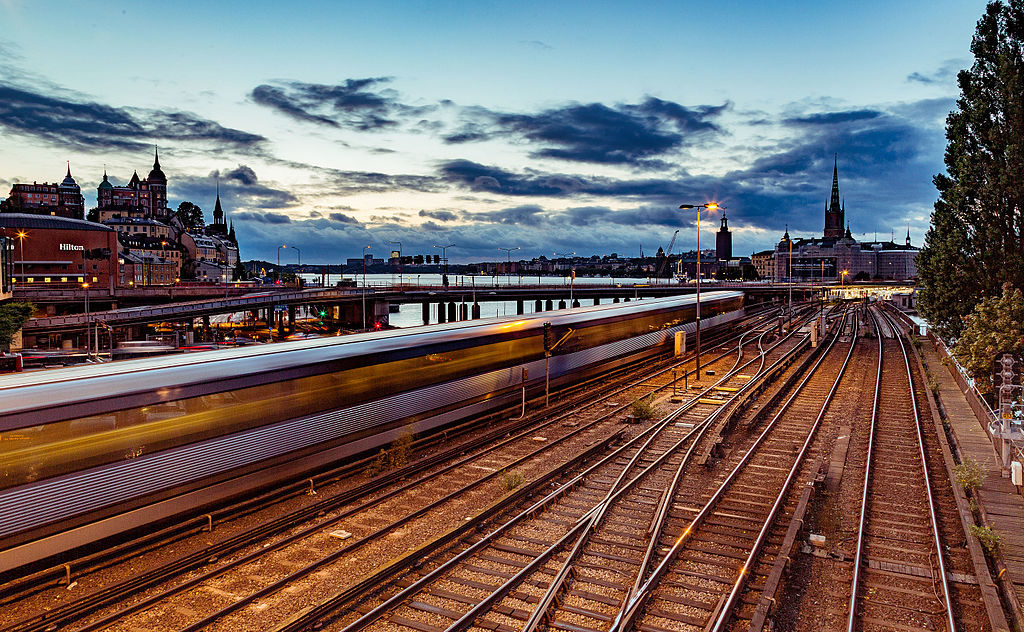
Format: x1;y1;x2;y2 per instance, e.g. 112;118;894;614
3;165;85;219
0;214;118;292
96;149;169;222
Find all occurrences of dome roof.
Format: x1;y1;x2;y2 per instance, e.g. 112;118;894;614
98;171;113;190
59;163;78;188
147;147;166;183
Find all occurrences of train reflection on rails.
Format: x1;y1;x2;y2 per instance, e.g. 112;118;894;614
0;291;743;574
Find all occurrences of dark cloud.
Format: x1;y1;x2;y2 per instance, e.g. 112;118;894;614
907;59;966;85
216;164;259;185
444;97;727;166
464;205;546;226
328;212;360;224
316;167;444;196
0;84;264;151
783;110;882;126
233;211;292;224
419;209;459;222
251;77;432;131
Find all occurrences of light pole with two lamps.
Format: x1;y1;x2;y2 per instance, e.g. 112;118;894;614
678;203;722;381
498;246;520;286
362;245;371;330
433;243;455;288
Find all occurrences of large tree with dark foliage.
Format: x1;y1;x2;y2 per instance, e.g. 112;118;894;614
175;201;205;229
918;0;1024;340
0;302;34;351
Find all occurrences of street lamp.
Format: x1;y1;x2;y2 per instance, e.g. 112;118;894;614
82;282;90;359
498;246;520;286
554;251;576;308
679;203;722;381
433;243;455;288
16;230;27;285
362;244;371;330
277;244;287;281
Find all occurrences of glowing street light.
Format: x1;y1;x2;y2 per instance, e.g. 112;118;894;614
16;230;27;285
678;202;723;380
498;246;520;286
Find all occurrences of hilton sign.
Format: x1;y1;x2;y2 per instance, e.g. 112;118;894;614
59;244;84;251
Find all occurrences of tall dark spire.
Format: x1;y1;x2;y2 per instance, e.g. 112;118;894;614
153;145;160;171
824;153;845;239
66;161;71;178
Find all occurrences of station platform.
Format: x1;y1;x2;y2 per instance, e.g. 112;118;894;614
920;339;1024;624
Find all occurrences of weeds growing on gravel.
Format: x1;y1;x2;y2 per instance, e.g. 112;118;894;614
498;469;525;492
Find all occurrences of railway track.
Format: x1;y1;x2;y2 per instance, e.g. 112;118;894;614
256;310;822;632
842;308;990;632
0;307;796;632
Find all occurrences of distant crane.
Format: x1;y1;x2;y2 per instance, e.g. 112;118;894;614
656;229;679;279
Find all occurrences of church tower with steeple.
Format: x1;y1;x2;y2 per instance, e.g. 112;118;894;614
824;155;845;239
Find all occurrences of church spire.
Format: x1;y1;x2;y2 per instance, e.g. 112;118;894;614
66;161;71;178
824;153;845;239
153;145;160;171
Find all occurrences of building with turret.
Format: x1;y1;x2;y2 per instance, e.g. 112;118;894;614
771;156;918;281
3;164;85;219
96;148;169;221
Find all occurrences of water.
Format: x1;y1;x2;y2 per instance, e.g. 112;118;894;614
297;272;670;328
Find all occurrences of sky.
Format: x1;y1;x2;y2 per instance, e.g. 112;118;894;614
0;0;987;264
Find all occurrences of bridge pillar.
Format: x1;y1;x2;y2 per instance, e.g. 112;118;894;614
472;303;481;319
459;303;468;320
422;301;430;325
288;306;296;333
545;299;553;311
535;299;543;312
516;300;524;315
558;300;566;310
437;302;446;323
202;316;211;342
593;297;600;305
447;301;457;322
266;307;274;329
572;299;580;308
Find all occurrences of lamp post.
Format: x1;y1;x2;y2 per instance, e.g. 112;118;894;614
554;251;576;308
679;203;722;381
433;243;455;288
277;244;287;282
82;282;90;359
362;244;371;330
16;230;27;286
498;246;520;286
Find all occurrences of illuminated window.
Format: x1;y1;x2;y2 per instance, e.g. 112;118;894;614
26;278;34;283
44;277;51;282
61;277;67;282
92;276;97;282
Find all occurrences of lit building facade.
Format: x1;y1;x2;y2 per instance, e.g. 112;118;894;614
0;214;118;291
4;165;85;219
771;158;918;281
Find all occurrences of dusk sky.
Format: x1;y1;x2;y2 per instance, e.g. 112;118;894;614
0;0;985;264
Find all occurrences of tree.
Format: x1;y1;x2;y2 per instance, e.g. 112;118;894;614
0;196;24;213
952;283;1024;393
175;201;205;229
86;207;100;223
918;0;1024;340
0;302;34;351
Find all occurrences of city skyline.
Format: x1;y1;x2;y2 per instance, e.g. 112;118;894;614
0;0;985;262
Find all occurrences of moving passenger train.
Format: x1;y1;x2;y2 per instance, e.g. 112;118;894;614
0;291;743;575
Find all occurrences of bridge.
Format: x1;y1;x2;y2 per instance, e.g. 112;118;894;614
21;282;819;340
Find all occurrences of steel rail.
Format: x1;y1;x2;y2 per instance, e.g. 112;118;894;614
707;308;857;632
498;317;810;632
843;309;955;632
334;321;796;632
845;307;887;631
610;306;847;632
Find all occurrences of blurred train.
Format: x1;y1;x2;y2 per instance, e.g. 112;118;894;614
0;291;743;574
